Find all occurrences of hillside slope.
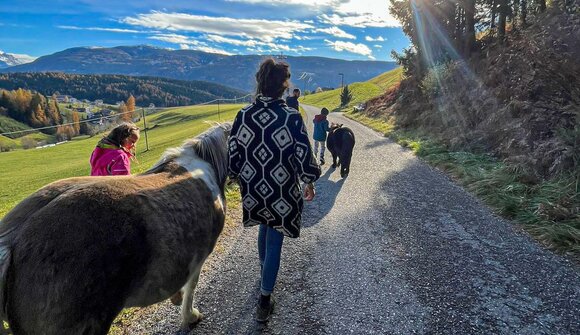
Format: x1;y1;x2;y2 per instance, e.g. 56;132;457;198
1;45;397;91
0;72;246;107
302;67;402;111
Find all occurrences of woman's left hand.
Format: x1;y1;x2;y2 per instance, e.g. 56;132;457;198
304;183;316;201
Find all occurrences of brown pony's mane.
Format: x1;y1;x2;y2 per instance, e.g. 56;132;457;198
146;122;232;188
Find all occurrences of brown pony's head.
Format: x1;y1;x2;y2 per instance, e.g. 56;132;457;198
147;123;232;194
330;123;343;132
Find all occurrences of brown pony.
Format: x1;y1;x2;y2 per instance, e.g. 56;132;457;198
0;123;231;335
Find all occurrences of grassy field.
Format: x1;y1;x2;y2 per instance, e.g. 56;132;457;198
0;103;244;219
302;67;402;111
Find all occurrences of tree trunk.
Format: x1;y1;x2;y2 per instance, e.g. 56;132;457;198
491;0;497;28
513;0;520;26
455;6;464;44
465;0;476;56
538;0;546;11
521;0;528;27
498;0;508;41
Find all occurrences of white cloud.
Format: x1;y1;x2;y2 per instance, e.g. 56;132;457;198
206;35;290;51
226;0;400;27
148;33;204;46
365;35;385;42
206;35;258;47
57;25;146;33
226;0;344;8
374;44;383;48
325;39;373;58
334;0;400;27
313;27;355;39
123;11;313;42
320;12;399;28
296;45;315;52
179;43;233;55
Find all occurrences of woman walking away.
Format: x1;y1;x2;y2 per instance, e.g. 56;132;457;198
90;123;140;176
228;58;321;323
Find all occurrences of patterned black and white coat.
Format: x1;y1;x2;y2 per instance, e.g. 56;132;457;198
228;96;321;238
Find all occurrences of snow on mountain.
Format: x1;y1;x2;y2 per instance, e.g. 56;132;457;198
0;50;37;68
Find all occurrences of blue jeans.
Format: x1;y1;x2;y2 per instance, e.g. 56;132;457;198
258;224;284;295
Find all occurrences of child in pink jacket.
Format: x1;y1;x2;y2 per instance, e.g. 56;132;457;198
90;123;140;176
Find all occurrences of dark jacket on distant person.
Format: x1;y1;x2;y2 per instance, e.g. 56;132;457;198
313;115;331;142
286;95;299;110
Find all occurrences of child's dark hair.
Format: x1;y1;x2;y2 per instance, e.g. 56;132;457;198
293;88;301;94
255;58;291;98
104;123;140;147
321;107;329;115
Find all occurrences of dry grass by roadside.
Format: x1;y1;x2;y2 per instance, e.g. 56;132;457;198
344;108;579;259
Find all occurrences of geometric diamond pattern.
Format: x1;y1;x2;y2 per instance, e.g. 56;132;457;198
295;143;307;161
237;124;255;147
272;164;290;184
291;186;301;201
258;208;274;221
273;199;291;217
272;127;292;149
229;138;238;152
241;163;256;181
252;108;277;128
253;143;273;165
243;195;258;210
255;179;273;198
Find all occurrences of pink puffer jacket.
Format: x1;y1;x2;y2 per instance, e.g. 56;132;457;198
89;145;132;176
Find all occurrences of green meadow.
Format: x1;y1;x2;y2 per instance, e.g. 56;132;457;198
0;104;244;219
302;67;402;111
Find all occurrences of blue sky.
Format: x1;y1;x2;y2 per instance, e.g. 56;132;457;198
0;0;409;61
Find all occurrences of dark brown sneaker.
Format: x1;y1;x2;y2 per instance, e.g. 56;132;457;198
255;297;275;323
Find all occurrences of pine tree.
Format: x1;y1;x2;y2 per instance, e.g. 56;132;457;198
119;103;130;122
31;104;48;127
340;85;353;107
72;111;81;135
126;95;136;112
126;95;136;121
47;99;62;125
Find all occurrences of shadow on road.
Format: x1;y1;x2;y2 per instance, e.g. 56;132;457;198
364;138;392;150
302;166;345;228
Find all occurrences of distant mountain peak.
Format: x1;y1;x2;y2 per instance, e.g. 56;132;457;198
0;50;36;68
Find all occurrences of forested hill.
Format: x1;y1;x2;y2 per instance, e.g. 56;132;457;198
0;72;246;107
1;46;397;91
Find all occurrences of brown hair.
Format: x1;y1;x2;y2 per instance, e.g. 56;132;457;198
255;58;291;98
104;123;140;147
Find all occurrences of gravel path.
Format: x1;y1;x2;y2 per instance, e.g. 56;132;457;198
122;104;580;335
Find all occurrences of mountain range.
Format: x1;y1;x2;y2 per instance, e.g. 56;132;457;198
2;45;397;92
0;51;36;69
